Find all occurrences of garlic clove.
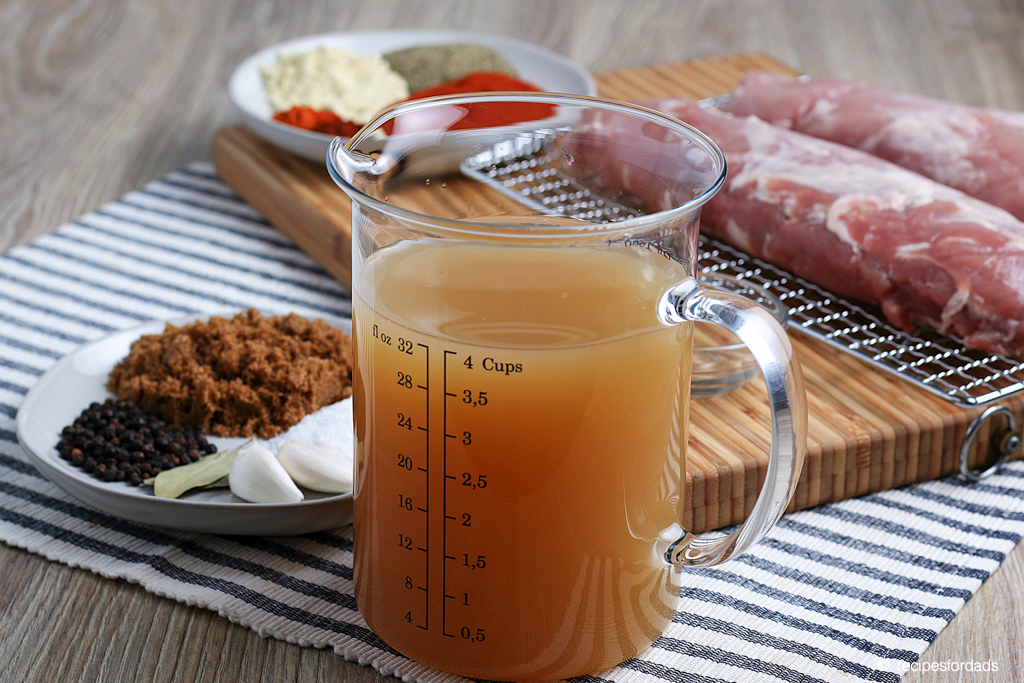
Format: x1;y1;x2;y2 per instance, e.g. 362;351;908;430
277;440;353;494
229;441;304;504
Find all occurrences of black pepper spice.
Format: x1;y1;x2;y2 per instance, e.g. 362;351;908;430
56;398;216;486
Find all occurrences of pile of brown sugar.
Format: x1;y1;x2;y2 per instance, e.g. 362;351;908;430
107;309;353;439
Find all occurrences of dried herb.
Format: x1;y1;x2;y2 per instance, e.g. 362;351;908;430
149;441;246;499
384;43;517;92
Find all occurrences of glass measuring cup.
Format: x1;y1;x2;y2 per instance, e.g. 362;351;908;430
327;93;806;681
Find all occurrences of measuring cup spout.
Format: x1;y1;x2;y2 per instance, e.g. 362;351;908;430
326;136;407;195
327;137;375;182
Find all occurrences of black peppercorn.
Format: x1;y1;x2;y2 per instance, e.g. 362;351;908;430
55;398;214;486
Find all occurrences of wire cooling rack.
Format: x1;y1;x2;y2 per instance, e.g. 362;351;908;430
461;140;1024;407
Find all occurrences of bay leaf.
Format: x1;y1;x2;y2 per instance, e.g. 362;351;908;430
150;441;246;499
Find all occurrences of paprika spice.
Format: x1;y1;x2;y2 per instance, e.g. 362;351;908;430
383;71;556;133
272;106;362;137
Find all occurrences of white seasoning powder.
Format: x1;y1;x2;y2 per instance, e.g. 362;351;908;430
261;398;354;473
260;45;409;124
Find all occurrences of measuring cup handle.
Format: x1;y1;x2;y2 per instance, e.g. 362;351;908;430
664;278;807;566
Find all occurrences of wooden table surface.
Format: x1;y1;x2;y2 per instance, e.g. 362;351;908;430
2;1;1022;681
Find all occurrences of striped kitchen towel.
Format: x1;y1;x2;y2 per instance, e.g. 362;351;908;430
1;162;1023;683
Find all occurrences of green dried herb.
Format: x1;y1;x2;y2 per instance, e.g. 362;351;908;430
383;43;517;93
148;441;246;499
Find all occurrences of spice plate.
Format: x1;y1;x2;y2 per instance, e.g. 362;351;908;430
16;313;354;535
229;29;597;161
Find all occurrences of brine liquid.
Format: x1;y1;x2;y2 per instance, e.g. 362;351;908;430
352;239;692;681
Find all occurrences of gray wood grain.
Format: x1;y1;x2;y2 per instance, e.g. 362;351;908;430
2;0;1023;680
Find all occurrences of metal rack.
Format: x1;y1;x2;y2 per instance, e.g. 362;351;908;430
698;237;1024;407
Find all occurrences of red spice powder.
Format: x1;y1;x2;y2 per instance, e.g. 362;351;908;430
394;71;555;131
272;106;362;137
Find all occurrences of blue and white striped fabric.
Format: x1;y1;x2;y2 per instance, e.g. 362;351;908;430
2;162;1022;683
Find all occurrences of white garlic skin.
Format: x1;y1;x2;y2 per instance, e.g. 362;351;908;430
230;441;304;504
276;440;353;494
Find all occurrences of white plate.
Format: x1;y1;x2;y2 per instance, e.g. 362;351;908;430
15;314;353;535
229;29;597;161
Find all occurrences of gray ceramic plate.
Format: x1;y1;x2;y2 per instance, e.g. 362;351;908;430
15;314;353;535
229;29;597;160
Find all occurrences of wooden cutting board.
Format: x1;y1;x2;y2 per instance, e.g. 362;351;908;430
213;53;1024;533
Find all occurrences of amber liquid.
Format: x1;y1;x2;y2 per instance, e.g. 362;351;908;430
352;239;691;681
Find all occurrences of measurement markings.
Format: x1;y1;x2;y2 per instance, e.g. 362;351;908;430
418;342;430;631
442;590;458;637
443;349;456;637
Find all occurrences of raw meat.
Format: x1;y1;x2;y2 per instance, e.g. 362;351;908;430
569;100;1024;357
723;71;1024;222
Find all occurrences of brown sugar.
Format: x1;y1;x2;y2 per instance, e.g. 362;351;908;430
107;309;353;439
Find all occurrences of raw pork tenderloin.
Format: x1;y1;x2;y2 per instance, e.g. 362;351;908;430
723;71;1024;222
568;100;1024;357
